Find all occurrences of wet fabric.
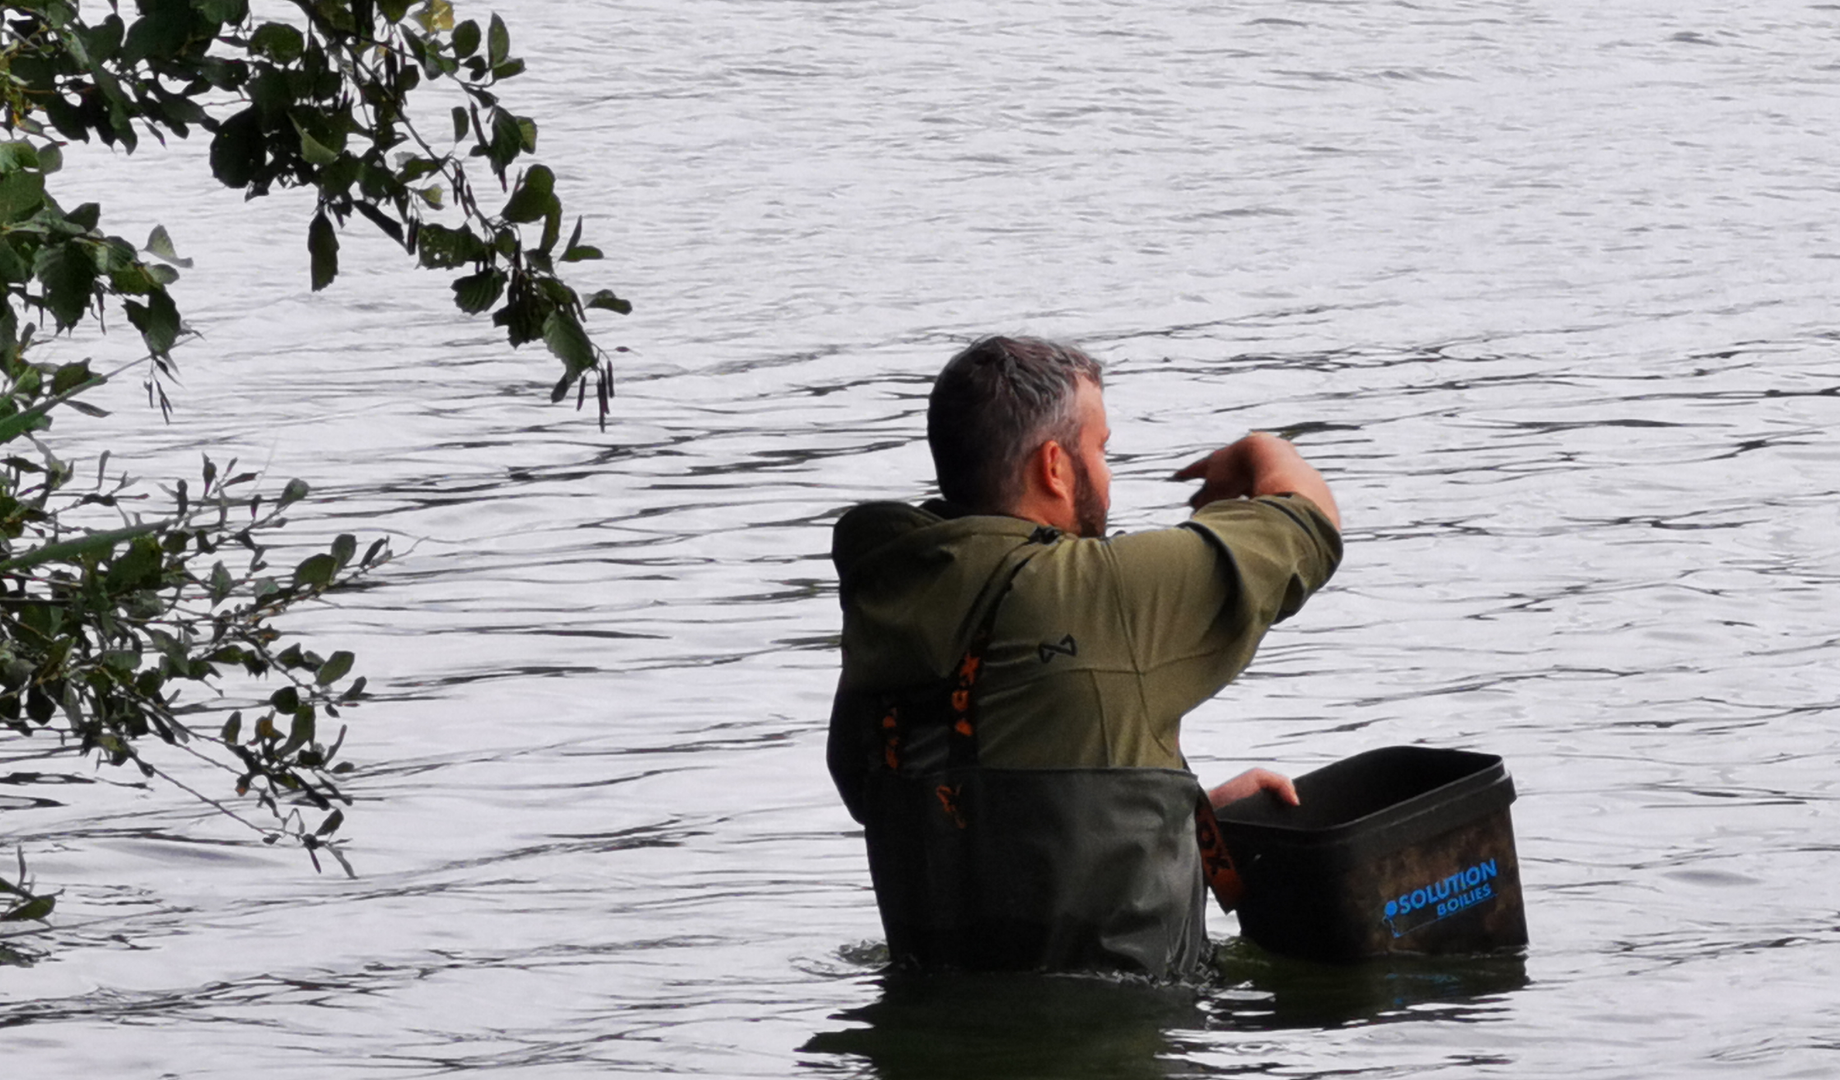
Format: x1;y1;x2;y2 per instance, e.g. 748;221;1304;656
862;767;1211;974
828;494;1342;977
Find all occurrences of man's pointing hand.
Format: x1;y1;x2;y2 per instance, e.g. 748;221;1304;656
1174;433;1342;530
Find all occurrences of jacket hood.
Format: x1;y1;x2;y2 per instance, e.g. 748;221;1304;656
832;501;1044;689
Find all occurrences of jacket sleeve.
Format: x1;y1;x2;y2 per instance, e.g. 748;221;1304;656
1102;494;1342;715
1184;493;1342;629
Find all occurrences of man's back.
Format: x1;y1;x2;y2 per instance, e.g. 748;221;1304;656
827;492;1340;975
829;494;1341;774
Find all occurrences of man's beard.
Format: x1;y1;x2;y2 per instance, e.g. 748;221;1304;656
1071;454;1108;538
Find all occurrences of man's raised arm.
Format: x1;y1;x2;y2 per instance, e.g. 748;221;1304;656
1174;433;1342;531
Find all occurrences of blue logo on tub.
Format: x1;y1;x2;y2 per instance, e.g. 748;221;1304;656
1383;858;1500;938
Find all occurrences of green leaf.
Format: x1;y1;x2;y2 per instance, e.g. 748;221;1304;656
452;106;468;143
493;281;544;346
0;237;28;283
36;143;62;175
561;244;602;263
286;706;315;751
543;309;597;377
143;225;191;268
0;523;158;574
279;478;310;507
98;237;139;273
33;242;96;330
314;0;357;32
1;895;55;922
270;687;299;713
585;289;633;315
316;650;354;685
487;13;510;66
452;19;480;58
540;199;563;254
209;108;265;190
196;0;249;24
331;533;357;567
124;288;181;356
66;203;101;232
0;142;38;172
221;712;243;745
0;371;109;446
450;268;505;314
414;0;455;32
485;109;522;171
106;534;165;590
297;124;339;167
416;223;488;270
380;0;412;21
0;170;46;224
500;164;554;223
308;211;339;291
293;553;337;589
209;560;234;604
51;361;92;396
315;808;345;836
397;156;441;183
249;20;304;62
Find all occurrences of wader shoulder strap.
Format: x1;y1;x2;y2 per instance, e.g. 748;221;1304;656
877;544;1039;777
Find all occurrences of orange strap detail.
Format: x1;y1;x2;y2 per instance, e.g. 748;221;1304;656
880;706;901;769
1194;799;1244;912
934;783;967;828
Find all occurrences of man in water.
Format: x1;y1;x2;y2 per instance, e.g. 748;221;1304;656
826;336;1342;978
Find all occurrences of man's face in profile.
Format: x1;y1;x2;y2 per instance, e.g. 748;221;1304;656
1068;378;1112;538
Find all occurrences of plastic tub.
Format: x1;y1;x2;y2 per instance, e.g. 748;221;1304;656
1213;746;1528;962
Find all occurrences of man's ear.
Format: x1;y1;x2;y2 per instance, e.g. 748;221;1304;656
1035;439;1075;502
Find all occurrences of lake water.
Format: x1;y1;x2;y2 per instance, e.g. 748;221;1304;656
4;0;1838;1076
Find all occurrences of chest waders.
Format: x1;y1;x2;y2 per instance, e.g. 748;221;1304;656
856;544;1240;979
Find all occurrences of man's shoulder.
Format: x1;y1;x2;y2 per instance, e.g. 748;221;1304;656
832;500;1036;575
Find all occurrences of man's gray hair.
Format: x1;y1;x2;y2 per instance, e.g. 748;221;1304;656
927;336;1103;513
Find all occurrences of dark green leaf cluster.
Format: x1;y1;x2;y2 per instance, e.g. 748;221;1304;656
1;0;628;419
0;356;386;873
0;138;186;373
0;1;616;922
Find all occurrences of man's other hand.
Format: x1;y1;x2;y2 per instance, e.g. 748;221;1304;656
1207;767;1301;810
1174;433;1342;530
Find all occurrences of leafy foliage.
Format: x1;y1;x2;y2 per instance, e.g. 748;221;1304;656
0;0;627;416
0;1;628;936
0;344;383;883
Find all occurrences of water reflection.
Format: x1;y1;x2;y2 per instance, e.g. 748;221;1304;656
1204;939;1527;1030
802;971;1206;1079
802;944;1527;1078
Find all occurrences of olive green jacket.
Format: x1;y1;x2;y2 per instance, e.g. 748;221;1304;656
828;494;1343;820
